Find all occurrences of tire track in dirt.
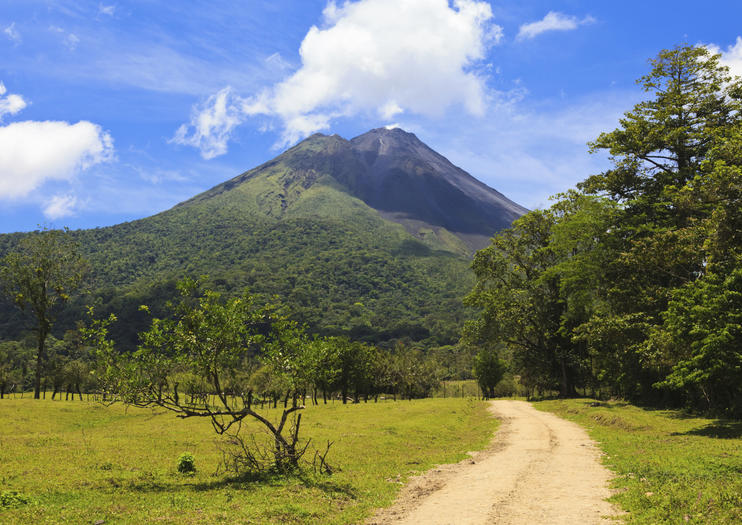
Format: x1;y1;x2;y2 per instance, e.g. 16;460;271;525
369;400;621;525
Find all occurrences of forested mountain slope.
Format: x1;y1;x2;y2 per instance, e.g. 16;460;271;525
0;128;525;348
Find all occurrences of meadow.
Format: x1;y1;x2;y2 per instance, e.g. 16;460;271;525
535;399;742;524
0;396;496;524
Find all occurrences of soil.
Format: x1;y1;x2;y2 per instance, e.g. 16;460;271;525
368;400;621;525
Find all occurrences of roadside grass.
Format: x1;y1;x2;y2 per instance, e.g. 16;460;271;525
534;399;742;524
0;396;496;524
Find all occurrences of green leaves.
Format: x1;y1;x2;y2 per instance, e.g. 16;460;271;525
0;227;88;398
469;46;742;412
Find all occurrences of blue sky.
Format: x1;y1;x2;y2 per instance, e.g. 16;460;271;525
1;0;741;233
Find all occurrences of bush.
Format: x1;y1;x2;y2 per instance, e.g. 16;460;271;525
177;452;196;474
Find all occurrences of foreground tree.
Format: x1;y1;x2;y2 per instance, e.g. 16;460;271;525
0;228;88;399
467;45;742;411
576;45;742;399
87;278;316;472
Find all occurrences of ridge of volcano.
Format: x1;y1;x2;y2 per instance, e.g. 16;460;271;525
182;127;527;252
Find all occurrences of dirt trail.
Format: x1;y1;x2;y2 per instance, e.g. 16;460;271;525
369;400;620;525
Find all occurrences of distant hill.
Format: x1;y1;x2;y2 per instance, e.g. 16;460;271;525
0;128;526;348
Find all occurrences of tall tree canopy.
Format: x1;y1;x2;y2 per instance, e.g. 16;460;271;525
0;228;88;399
467;45;742;415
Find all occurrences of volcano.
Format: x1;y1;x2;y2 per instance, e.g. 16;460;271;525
0;128;527;346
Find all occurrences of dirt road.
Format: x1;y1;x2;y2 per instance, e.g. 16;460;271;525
370;400;620;525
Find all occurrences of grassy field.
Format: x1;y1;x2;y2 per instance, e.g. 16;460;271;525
534;399;742;524
0;396;496;524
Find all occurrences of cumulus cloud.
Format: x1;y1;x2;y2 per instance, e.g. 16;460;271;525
4;22;21;44
174;0;502;157
707;36;742;78
43;194;79;219
517;11;595;41
0;82;27;119
0;120;114;199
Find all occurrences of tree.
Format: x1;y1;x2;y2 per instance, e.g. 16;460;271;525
575;45;742;401
86;278;315;472
473;346;507;399
659;268;742;417
653;122;742;416
0;340;31;398
0;228;88;399
465;210;581;396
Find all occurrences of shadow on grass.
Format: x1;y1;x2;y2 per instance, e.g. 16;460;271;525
123;470;357;500
194;471;358;499
672;420;742;439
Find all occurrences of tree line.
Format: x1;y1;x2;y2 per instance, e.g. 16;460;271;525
465;45;742;417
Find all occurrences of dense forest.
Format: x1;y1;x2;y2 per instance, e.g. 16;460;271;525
465;45;742;417
0;190;474;349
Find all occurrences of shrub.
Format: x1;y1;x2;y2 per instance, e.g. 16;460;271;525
177;452;196;474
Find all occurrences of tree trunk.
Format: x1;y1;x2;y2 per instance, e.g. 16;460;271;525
33;324;49;400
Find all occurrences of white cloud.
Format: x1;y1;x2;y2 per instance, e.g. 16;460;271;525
171;87;246;159
49;25;80;50
64;33;80;51
175;0;502;156
517;11;595;41
98;4;116;17
0;82;27;119
707;36;742;78
0;120;114;199
43;194;78;219
4;22;21;44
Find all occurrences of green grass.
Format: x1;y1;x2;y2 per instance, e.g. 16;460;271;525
0;397;496;524
534;399;742;524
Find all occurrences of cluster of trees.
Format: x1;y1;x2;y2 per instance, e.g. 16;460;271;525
466;46;742;417
0;228;450;405
83;277;447;470
0;333;93;400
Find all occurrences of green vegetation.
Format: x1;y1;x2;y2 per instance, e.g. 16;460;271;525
472;346;507;399
177;453;197;475
0;227;88;399
466;45;742;416
535;399;742;524
0;397;496;524
0;134;475;351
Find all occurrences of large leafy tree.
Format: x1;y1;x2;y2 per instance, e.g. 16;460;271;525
0;228;88;399
88;278;314;471
575;45;742;399
464;211;581;396
466;45;742;406
654;122;742;416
